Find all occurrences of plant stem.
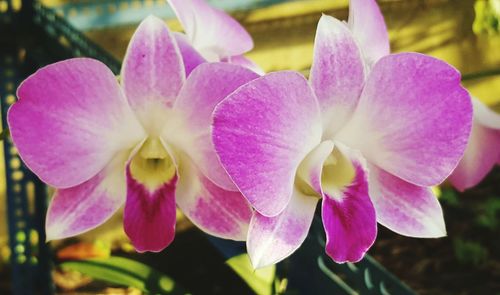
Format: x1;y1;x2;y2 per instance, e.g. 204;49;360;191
462;68;500;81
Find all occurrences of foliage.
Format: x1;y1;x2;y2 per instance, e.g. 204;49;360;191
443;189;499;267
453;239;489;267
0;128;9;141
439;188;460;207
57;241;111;260
474;0;500;35
60;256;187;294
226;253;276;295
475;197;500;230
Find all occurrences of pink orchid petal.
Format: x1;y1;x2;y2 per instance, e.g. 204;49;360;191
369;165;446;237
167;0;253;59
347;0;390;65
322;159;377;263
449;97;500;192
472;97;500;129
226;55;265;75
336;53;472;187
8;58;145;188
310;15;365;135
173;32;206;77
213;71;322;217
449;122;500;191
173;62;258;191
46;153;128;240
121;15;184;124
247;189;318;269
176;154;252;241
124;164;177;253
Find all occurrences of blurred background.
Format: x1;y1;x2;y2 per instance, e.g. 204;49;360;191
0;0;499;294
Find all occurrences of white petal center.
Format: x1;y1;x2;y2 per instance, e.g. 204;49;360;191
295;142;355;201
130;137;176;191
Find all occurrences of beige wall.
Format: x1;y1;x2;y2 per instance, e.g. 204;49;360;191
84;0;500;106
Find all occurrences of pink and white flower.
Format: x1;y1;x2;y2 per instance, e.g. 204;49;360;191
212;0;472;268
348;0;500;192
8;16;257;252
167;0;263;75
449;98;500;191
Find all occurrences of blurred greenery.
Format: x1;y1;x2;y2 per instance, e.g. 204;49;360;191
439;188;460;207
474;0;500;34
226;254;276;295
60;256;186;294
453;238;489;266
0;128;8;141
475;197;500;230
57;241;111;261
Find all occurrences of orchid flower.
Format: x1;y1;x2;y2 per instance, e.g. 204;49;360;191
8;16;257;252
212;0;472;268
449;98;500;191
167;0;263;75
349;0;500;191
348;0;500;191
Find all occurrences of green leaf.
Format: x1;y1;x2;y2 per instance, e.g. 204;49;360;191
226;254;275;295
60;256;187;294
